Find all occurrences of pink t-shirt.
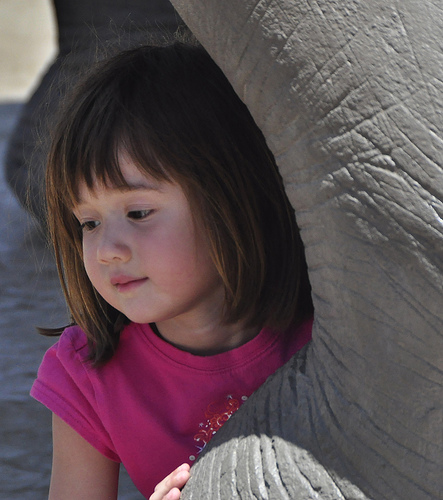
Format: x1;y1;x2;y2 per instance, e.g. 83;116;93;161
31;319;312;497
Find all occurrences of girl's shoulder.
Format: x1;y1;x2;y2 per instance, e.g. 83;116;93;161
276;315;313;357
32;326;93;403
52;325;90;364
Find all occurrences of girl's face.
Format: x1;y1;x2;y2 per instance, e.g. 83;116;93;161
73;156;224;331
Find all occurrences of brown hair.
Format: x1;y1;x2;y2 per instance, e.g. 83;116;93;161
44;39;313;364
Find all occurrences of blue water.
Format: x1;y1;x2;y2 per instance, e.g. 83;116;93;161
0;103;142;499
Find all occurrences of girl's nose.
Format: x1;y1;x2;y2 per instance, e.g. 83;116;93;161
96;228;131;263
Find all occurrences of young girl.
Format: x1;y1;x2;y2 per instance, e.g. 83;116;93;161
31;38;313;499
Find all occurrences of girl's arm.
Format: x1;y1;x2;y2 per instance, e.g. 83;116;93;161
149;463;191;500
49;413;120;500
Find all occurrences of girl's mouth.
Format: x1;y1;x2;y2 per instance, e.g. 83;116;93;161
111;276;148;293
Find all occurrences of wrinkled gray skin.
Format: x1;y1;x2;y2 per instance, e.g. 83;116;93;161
168;1;443;499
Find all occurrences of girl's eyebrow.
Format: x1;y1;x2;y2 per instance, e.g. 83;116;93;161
75;181;163;206
117;182;163;193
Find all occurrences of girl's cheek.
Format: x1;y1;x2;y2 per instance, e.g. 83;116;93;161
83;250;99;285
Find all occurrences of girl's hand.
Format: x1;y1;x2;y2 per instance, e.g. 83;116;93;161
149;463;191;500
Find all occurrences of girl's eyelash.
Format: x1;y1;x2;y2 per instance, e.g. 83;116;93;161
128;209;152;220
76;209;153;234
79;220;100;232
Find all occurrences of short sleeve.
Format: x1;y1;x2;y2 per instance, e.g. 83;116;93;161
30;327;120;462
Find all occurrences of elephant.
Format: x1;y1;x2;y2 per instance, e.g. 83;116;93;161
160;1;442;499
4;0;182;226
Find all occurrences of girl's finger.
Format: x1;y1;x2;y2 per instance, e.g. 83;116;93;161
150;464;191;500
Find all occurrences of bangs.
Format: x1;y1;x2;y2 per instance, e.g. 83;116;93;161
50;52;178;212
49;41;250;213
61;128;172;211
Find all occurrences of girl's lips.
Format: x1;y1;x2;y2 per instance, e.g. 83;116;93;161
111;276;148;293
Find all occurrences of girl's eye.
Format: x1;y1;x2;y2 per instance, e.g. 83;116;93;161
128;209;152;220
80;220;100;232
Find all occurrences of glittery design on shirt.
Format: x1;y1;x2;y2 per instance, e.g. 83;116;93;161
192;394;248;456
